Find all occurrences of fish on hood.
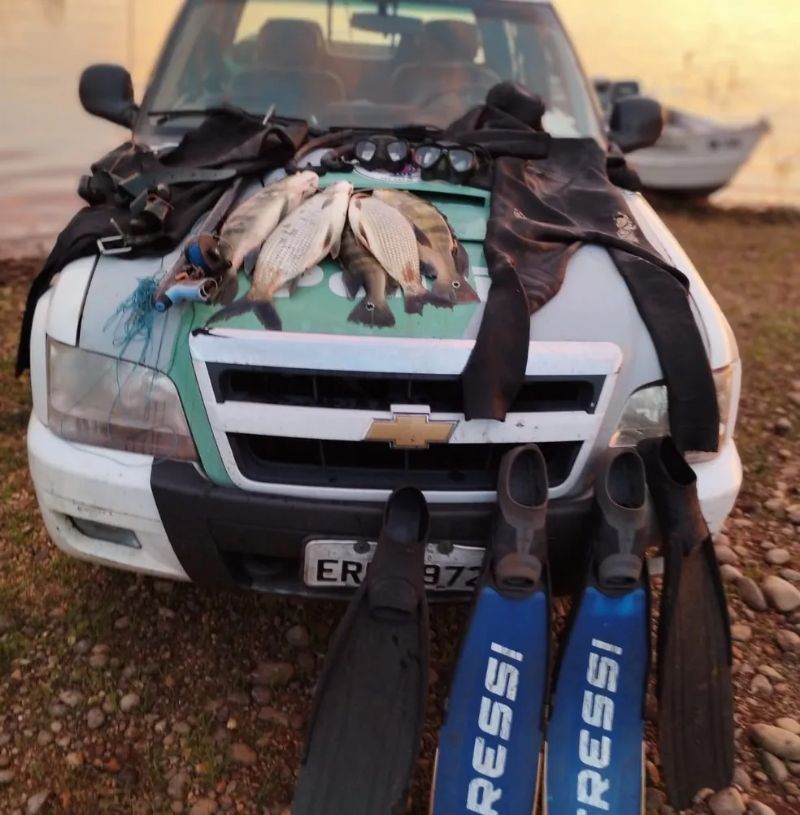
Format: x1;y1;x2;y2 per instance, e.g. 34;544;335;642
339;224;396;328
373;188;479;307
217;170;319;281
208;181;352;331
348;192;430;315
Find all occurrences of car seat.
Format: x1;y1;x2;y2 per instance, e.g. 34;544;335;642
390;20;500;110
233;19;346;118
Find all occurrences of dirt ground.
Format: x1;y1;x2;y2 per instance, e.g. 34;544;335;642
0;203;798;815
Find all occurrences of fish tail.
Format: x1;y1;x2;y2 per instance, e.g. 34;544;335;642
206;296;254;326
214;271;240;306
402;289;432;315
206;294;283;331
253;300;283;331
348;297;395;328
432;275;480;306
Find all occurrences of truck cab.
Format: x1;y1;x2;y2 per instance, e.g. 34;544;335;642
27;0;742;595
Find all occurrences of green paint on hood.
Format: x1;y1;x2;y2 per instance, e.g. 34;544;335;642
191;174;491;340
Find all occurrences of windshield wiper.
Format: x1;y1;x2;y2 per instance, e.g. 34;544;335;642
148;104;275;126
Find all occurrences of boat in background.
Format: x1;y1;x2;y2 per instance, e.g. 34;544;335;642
594;78;770;197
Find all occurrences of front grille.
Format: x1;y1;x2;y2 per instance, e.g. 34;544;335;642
208;364;603;414
229;434;581;491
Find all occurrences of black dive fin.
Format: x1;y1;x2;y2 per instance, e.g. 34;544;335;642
546;448;651;814
293;488;429;815
431;445;550;815
206;296;282;330
638;436;734;810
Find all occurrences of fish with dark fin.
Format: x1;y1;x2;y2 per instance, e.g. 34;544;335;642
339;225;396;328
373;188;480;307
348;192;429;315
209;181;352;331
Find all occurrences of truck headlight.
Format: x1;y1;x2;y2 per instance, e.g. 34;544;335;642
46;338;197;461
611;363;739;459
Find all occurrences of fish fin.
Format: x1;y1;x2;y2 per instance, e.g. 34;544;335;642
342;270;363;300
206;296;254;326
215;272;239;306
243;249;259;278
402;291;430;315
412;223;432;248
432;276;480;306
348;298;395;328
321;195;334;210
453;241;470;277
328;225;344;260
419;259;438;279
253;300;283;331
385;275;399;295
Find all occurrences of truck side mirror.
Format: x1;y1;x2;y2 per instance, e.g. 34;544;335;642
609;96;664;153
79;64;139;128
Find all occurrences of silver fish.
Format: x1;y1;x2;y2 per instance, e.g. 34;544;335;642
219;171;319;274
373;188;479;306
339;225;396;328
209;181;352;331
348;192;428;315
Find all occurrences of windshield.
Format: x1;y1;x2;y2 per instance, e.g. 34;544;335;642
145;0;601;138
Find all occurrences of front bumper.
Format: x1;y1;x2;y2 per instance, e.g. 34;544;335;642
28;414;743;597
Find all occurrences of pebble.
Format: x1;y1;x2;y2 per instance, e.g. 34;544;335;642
781;568;800;583
120;693;141;713
749;674;773;698
721;564;743;582
731;623;753;642
788;505;800;525
26;791;49;815
249;662;294;687
0;769;14;785
750;723;800;760
776;718;800;735
0;615;13;634
189;799;218;815
58;689;83;708
733;765;752;791
760;750;789;783
765;548;791;566
715;545;741;566
286;625;310;649
708;787;746;814
229;743;257;766
296;651;316;672
773;417;793;435
65;752;83;769
776;629;800;652
114;615;130;630
747;803;777;815
167;771;188;800
251;686;272;705
87;707;105;730
257;707;290;728
644;786;665;812
73;638;92;655
758;664;783;681
89;652;109;670
762;576;800;612
737;577;768;611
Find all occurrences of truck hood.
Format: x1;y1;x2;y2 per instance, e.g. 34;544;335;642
77;173;706;383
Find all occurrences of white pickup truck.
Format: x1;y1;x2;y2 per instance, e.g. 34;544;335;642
26;0;742;596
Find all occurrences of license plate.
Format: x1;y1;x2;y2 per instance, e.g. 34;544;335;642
303;539;484;592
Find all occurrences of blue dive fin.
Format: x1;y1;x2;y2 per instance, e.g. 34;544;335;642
430;585;549;815
545;585;649;815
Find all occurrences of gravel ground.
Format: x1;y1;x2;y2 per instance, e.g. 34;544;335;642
0;203;798;815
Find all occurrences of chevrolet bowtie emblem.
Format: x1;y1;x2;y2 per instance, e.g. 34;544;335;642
365;414;457;449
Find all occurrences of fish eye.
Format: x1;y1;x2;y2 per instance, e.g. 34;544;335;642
452;280;461;289
366;302;375;311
